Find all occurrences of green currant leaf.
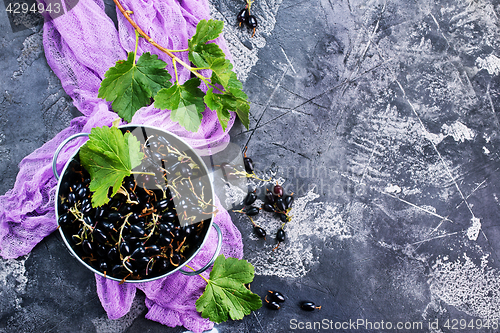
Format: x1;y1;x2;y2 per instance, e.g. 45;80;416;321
204;88;231;132
232;97;250;130
199;43;226;58
226;72;247;99
186;19;250;130
195;255;262;323
189;43;225;69
154;78;205;132
98;52;172;122
136;53;173;95
207;57;233;88
79;126;144;207
205;74;250;130
188;19;224;47
189;51;209;69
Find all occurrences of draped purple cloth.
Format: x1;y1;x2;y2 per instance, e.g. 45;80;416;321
0;1;243;331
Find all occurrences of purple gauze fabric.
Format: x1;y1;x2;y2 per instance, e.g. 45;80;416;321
0;0;243;332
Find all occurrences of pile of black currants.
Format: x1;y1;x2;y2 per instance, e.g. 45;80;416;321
222;149;325;313
237;0;258;37
228;148;294;249
57;128;213;282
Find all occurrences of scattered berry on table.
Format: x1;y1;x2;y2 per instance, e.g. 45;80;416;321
253;225;267;239
237;8;249;27
300;301;322;311
265;295;281;310
268;290;286;303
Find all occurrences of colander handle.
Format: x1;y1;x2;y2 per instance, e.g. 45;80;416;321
180;223;222;276
52;133;89;181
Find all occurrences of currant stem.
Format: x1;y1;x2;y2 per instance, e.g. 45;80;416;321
185;264;209;283
117;212;133;252
113;0;176;56
113;0;202;76
229;170;272;182
133;30;139;65
130;171;156;176
197;74;225;94
246;0;254;13
173;59;179;84
248;216;257;227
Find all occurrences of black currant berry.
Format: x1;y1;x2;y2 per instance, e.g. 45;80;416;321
107;247;119;261
253;226;266;238
300;301;321;311
131;246;146;259
275;197;286;212
119;241;131;256
170;253;182;266
82;239;93;255
93;228;108;244
145;245;161;255
99;261;108;272
112;264;125;276
237;8;249;27
279;213;289;223
268;290;286;303
58;213;71;226
265;295;281;310
266;300;280;310
96;244;108;257
94;207;106;220
108;212;122;223
262;203;274;212
81;199;93;215
265;189;275;204
67;192;76;206
130;224;147;237
244;190;257;206
276;229;285;242
246;206;260;216
246;15;258;37
243;146;254;173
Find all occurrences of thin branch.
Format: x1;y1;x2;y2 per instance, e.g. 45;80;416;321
173;59;179;84
133;30;139;65
113;0;177;59
113;0;221;93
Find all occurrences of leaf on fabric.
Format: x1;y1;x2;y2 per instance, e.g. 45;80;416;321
188;19;224;47
154;78;206;132
79;126;144;207
204;88;231;132
189;42;226;69
98;52;172;122
186;19;250;130
195;255;262;323
226;73;250;130
206;57;233;88
204;72;250;131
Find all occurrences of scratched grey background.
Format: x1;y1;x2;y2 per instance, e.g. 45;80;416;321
2;0;500;332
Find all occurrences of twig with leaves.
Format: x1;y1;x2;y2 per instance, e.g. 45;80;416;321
98;0;250;133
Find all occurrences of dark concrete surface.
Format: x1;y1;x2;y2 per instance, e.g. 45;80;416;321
2;0;500;332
